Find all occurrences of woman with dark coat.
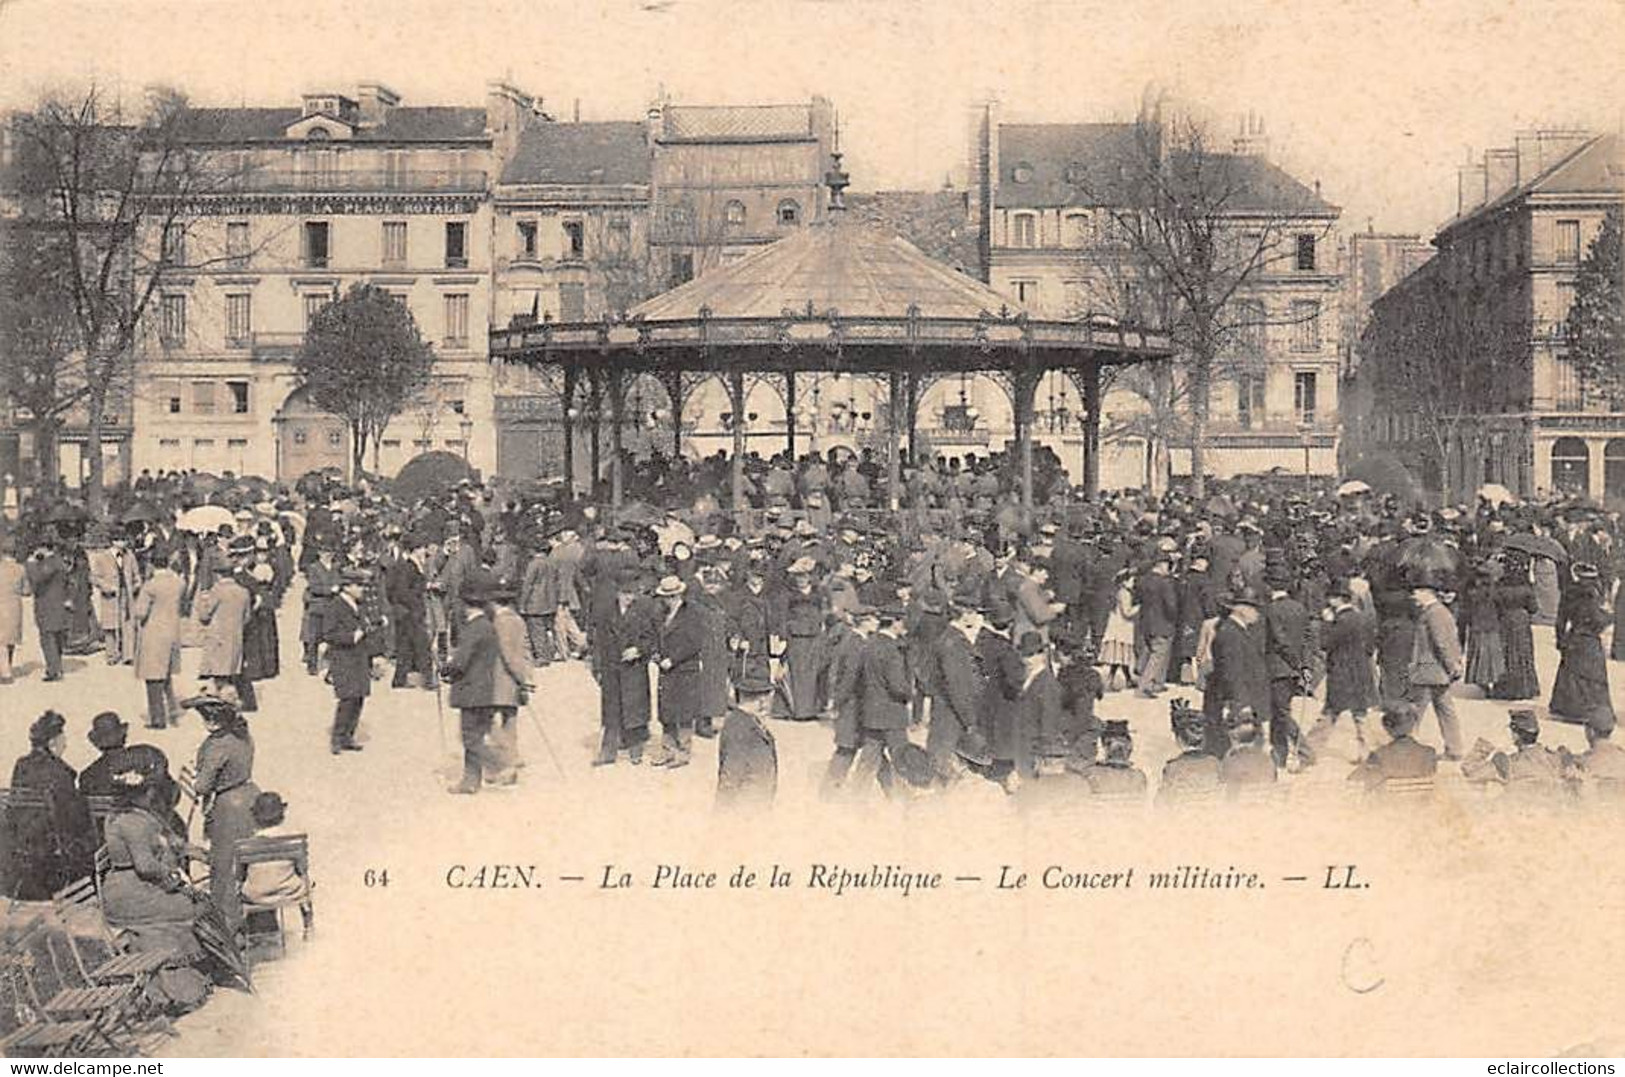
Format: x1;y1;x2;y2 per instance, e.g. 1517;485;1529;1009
3;711;97;899
1490;550;1540;701
1549;563;1615;725
1462;564;1506;693
186;689;261;931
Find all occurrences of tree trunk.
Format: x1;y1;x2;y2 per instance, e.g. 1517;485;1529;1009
1187;350;1212;499
351;422;367;484
84;378;108;515
31;416;60;493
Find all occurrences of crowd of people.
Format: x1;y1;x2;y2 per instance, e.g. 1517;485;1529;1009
3;446;1625;1013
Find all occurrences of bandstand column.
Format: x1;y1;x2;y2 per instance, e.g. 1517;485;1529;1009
887;370;903;512
785;371;797;458
560;363;578;501
729;371;747;512
609;367;626;512
905;370;921;462
1082;353;1102;498
587;368;603;499
1014;368;1040;514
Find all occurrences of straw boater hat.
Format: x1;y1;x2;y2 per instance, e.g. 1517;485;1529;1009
654;574;687;598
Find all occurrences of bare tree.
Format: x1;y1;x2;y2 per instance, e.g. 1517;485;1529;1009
7;83;251;511
1066;112;1334;496
0;221;82;485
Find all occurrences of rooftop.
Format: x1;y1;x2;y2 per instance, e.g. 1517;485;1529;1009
171;105;489;144
658;104;817;144
499;121;651;187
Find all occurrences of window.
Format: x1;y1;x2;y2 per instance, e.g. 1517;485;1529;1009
303;221;330;268
1290;299;1320;352
382;221;407;266
1013;280;1038;305
326;430;344;448
670;252;694;288
382;151;407;189
449;398;466;415
303;292;328;330
292;430;308;446
444;293;469;347
1012;162;1034;184
167;393;182;415
777;200;800;226
724;201;746;230
1064;212;1091;247
161;225;186;266
562;220;584;259
559;282;586;322
226;221;249;266
225;293;252;346
516;220;538;259
1063;280;1087;316
607;218;631;253
1555;219;1581;264
1237;374;1266;428
444;221;467;268
1295;234;1317;271
160;294;186;347
227;381;250;415
191;381;215;415
1294;371;1318;425
1012;212;1037;248
1235;299;1267;354
302;147;337;187
1556;281;1578;323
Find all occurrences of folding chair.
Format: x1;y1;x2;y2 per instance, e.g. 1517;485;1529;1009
1377;775;1438;802
0;948;102;1057
52;874;180;990
5;922;135;1056
234;833;313;956
84;796;118;842
176;766;200;832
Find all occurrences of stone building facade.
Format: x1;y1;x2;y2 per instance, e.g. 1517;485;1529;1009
1349;130;1624;504
128;82;533;481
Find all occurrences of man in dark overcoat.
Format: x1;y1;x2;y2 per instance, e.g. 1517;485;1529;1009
1204;589;1271;757
441;575;503;794
25;539;70;681
591;565;659;766
654;575;708;769
322;569;373;755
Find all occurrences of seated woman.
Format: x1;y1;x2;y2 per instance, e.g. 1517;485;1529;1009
100;757;247;1013
239;791;313;936
4;711;97;899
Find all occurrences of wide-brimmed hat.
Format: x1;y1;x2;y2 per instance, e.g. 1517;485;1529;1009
227;534;257;556
181;687;241;722
1572;561;1600;582
653;574;687;598
88;711;129;750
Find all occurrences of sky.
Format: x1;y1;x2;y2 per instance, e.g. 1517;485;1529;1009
1;0;1621;236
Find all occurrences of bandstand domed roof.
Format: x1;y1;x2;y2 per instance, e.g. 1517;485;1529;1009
630;217;1027;323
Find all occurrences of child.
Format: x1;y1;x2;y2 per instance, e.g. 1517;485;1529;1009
240;791;313;937
1098;568;1139;691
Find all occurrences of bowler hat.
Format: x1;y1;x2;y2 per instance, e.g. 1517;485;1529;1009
88;711;129;751
735;672;774;697
1508;708;1540;737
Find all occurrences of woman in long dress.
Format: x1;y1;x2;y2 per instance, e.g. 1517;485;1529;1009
0;537;26;683
185;689;261;932
1549;563;1615;725
1462;563;1506;693
1490;550;1540;700
100;765;226;1013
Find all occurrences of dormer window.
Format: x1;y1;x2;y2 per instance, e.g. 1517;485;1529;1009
1012;162;1035;184
304;96;338;117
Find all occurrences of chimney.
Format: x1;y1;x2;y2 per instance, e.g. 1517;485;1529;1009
965;99;997;283
646;103;664;147
1515;128;1594;185
1457;163;1487;216
485;80;535;164
1483;147;1518;203
355;82;400;127
1232;111;1269;158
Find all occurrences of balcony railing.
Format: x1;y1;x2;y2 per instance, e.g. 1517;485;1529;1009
223;169;488;194
250;331;304;362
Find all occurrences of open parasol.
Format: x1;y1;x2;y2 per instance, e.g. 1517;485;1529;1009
176;504;237;534
1336;479;1372;497
1476;483;1517;508
392;451;473;503
1502;532;1568;562
120;501;165;524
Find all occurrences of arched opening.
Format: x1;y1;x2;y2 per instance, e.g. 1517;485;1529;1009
1605;439;1625;503
682;374;789;461
1551;436;1590;496
275;385;349;482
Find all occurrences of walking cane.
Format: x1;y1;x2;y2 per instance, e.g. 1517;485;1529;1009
519;693;569;781
432;678;451;762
